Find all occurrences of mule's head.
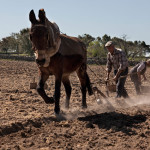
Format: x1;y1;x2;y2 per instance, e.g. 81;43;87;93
29;9;56;67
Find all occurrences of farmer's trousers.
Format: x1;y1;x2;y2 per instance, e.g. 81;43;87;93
130;74;141;94
114;67;129;98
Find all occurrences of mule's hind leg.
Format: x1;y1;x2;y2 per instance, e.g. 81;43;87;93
37;74;54;104
76;65;87;109
62;76;72;109
85;72;93;95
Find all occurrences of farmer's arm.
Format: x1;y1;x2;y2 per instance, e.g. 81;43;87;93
143;74;147;81
114;69;123;80
106;71;111;81
106;53;112;80
114;51;128;80
137;63;145;83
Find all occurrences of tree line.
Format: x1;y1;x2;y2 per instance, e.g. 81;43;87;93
0;28;150;60
78;34;150;60
0;28;33;56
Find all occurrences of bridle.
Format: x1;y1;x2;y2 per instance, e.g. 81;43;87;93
30;23;61;57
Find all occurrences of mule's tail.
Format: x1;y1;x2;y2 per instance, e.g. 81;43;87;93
86;72;93;95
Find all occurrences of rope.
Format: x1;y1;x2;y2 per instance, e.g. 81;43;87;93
106;72;138;82
88;58;140;82
87;65;104;84
87;58;143;91
90;58;107;72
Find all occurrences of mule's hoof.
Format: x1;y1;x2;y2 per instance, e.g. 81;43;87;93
65;104;69;109
88;89;94;96
54;107;60;115
55;113;60;118
82;105;87;109
44;97;54;104
54;112;66;121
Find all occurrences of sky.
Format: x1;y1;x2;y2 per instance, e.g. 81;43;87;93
0;0;150;45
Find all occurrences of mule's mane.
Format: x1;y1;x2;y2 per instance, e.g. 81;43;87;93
39;9;60;48
30;25;48;35
30;9;61;50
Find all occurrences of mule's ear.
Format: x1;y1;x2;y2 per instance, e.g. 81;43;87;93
38;9;45;24
29;10;37;24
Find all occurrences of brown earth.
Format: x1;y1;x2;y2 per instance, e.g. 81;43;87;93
0;59;150;150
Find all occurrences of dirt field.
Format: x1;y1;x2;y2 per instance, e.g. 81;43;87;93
0;59;150;150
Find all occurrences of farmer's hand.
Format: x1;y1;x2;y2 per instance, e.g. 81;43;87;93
105;77;109;81
106;71;110;82
143;74;147;81
113;76;117;81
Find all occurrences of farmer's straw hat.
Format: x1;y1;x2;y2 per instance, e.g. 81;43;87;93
105;41;114;47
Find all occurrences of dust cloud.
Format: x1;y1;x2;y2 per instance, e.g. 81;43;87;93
61;94;150;120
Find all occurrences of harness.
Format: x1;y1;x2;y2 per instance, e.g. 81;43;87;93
45;18;61;57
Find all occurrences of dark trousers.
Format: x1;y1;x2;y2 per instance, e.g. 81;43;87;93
114;67;129;98
130;74;141;94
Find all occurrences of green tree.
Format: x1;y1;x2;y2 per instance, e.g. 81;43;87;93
17;28;33;56
78;34;95;47
87;40;107;58
101;34;111;45
0;28;33;56
0;37;10;53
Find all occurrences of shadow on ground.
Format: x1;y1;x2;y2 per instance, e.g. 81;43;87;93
78;111;146;135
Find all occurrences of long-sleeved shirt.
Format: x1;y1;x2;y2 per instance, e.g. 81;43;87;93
137;62;146;73
130;61;147;75
106;48;128;72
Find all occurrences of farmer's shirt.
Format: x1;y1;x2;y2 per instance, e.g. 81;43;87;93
106;48;128;72
130;62;147;75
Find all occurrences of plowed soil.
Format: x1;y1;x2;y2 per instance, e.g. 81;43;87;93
0;59;150;150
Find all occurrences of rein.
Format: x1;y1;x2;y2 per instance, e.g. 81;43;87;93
46;21;61;57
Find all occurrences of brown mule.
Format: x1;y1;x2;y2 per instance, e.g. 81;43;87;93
29;9;93;115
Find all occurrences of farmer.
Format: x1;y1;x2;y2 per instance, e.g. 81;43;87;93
105;41;129;98
129;59;150;94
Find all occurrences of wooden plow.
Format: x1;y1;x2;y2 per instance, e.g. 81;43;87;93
30;77;48;90
87;58;134;101
87;63;109;103
87;58;115;99
88;57;150;99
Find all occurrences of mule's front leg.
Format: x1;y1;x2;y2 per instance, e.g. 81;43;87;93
62;77;72;109
54;78;62;114
37;74;54;104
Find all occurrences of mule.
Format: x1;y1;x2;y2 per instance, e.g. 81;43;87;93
29;9;93;114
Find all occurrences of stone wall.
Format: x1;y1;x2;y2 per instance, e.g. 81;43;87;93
0;54;140;66
0;54;35;61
